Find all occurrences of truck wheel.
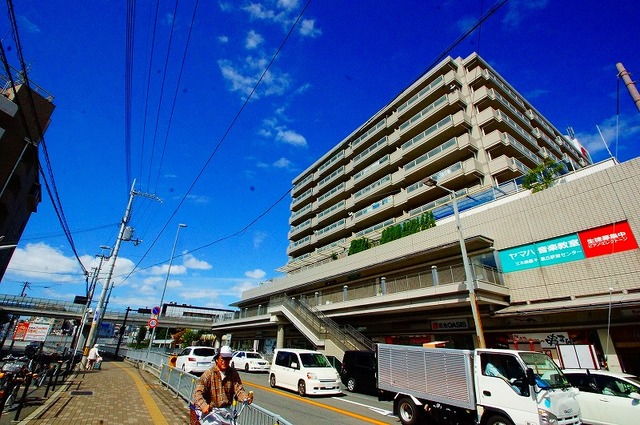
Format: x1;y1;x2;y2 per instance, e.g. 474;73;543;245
487;414;513;425
397;396;421;425
298;380;307;396
269;374;276;388
347;377;357;392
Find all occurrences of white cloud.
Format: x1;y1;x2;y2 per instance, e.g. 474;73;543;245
18;16;40;33
218;59;256;98
164;13;175;26
148;264;188;276
183;253;212;270
574;114;640;159
277;0;299;10
245;268;266;279
245;30;264;50
243;3;279;21
219;2;233;12
218;35;229;43
7;243;79;282
503;0;549;28
276;128;307;147
186;194;210;204
299;19;321;38
218;58;291;99
273;157;292;169
252;231;268;248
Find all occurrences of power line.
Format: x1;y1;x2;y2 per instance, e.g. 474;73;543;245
121;0;311;283
1;3;87;276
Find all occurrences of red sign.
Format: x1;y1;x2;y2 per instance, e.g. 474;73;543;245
12;322;30;341
578;221;638;258
148;318;158;329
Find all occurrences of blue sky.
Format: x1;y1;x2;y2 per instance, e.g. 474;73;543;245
1;0;639;313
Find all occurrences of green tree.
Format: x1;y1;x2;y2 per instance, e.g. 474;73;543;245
181;329;201;347
135;326;147;348
522;159;565;193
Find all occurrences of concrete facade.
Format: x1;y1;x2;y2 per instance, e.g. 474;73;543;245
211;53;639;375
0;78;55;280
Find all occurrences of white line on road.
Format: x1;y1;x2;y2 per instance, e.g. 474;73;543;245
332;397;395;417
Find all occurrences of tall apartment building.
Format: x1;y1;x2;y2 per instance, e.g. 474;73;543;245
0;74;55;280
283;53;589;273
213;53;640;374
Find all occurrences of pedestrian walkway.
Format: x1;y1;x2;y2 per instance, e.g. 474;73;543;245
1;360;190;424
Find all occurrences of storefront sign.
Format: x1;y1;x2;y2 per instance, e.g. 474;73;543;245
24;324;50;341
12;321;30;341
431;319;469;330
499;221;638;273
499;234;584;272
579;221;638;257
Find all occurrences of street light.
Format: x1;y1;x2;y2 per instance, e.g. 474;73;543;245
148;223;187;354
423;177;486;348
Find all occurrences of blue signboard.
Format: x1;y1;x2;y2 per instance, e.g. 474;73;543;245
499;234;585;273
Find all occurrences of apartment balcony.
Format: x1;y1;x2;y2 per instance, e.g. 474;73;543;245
484;130;541;169
348;173;395;211
316;149;348;180
314;165;346;196
477;107;540;153
289;202;314;226
397;91;467;141
350;118;387;154
291;173;314;198
404;158;486;209
473;86;531;131
393;109;472;166
401;134;479;183
350;194;399;229
287;234;313;257
315;181;348;211
314;218;348;245
391;69;462;122
488;154;529;182
313;199;347;228
288;218;313;239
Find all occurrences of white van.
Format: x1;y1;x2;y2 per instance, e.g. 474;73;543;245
269;348;342;396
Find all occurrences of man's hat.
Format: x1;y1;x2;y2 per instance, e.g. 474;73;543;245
215;345;233;359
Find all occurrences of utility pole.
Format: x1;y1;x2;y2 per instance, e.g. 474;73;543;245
617;62;640;113
114;307;133;359
82;180;160;364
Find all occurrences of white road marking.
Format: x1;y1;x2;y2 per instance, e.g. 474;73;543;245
332;397;395;417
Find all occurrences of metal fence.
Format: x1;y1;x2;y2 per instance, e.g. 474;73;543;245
112;347;293;425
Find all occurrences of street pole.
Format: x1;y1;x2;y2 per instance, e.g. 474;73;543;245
115;307;132;360
424;178;486;348
147;223;187;355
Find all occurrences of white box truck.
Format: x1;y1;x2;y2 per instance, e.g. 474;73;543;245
377;343;581;425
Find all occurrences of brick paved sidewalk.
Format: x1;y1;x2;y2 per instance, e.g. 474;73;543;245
3;361;189;424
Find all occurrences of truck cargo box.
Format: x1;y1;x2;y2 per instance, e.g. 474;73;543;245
377;343;476;410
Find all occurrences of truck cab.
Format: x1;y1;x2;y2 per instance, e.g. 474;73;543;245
475;349;580;425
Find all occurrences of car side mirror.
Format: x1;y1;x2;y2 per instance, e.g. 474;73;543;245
290;362;298;369
630;392;640;400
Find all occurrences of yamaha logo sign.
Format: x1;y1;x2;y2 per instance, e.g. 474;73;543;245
431;319;469;330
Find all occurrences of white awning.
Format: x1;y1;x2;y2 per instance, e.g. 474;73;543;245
494;292;640;316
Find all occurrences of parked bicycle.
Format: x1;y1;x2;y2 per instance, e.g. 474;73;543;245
0;355;33;413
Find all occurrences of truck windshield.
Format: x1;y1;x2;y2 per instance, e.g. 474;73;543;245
519;352;570;389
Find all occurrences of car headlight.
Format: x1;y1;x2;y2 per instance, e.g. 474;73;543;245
538;408;559;425
306;372;317;380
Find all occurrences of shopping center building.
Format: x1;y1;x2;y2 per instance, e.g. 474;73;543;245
211;53;639;375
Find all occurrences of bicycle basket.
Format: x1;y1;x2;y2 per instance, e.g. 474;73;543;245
2;363;22;373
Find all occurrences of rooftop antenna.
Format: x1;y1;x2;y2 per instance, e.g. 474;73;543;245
596;125;616;161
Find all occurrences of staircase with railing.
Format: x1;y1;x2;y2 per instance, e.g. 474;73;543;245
272;296;374;358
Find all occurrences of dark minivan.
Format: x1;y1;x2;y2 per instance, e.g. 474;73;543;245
340;350;376;393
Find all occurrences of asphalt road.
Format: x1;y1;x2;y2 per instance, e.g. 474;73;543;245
236;370;399;425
